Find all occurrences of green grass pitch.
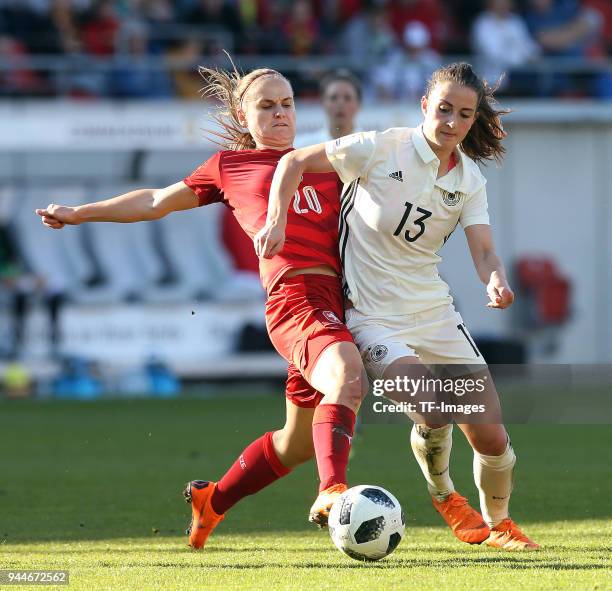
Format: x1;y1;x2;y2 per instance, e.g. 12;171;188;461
1;394;611;590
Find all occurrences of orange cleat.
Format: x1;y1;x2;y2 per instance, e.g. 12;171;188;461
432;492;490;544
308;483;348;527
183;480;225;549
485;518;540;551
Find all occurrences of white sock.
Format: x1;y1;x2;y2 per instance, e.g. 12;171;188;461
473;440;516;528
410;424;454;501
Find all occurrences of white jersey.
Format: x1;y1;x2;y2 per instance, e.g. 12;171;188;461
325;126;490;316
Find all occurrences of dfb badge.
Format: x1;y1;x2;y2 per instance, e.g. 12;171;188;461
442;190;461;206
370;345;388;363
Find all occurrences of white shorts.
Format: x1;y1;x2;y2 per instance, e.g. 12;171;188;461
345;303;486;380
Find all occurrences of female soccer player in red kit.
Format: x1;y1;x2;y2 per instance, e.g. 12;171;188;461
35;67;366;549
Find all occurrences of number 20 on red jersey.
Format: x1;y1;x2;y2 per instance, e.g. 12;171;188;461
293;186;322;215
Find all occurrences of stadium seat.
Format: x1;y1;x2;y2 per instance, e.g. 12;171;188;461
0;153;14;180
81;183;176;302
20;151;131;181
141;150;215;182
11;186;127;304
10;180;263;305
11;186;92;295
156;202;262;301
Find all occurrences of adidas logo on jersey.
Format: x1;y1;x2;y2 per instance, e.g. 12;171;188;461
389;171;403;182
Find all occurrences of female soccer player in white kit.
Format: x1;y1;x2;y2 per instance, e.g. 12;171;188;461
256;62;539;551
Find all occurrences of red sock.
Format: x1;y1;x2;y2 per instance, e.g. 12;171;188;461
312;403;356;491
210;431;290;514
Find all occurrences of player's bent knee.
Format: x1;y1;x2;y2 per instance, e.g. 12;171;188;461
467;428;509;456
309;342;365;407
324;370;364;410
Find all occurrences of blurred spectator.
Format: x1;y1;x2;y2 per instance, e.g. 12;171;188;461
525;0;604;96
582;0;612;98
337;0;363;23
166;37;204;99
582;0;612;53
471;0;540;89
525;0;602;58
295;69;362;146
131;0;176;24
79;0;120;56
235;0;258;28
179;0;244;52
61;0;112;100
124;0;176;52
370;20;440;101
313;0;363;47
282;0;320;56
256;1;290;54
388;0;448;52
340;3;397;66
51;0;83;54
233;0;266;54
111;20;173;98
0;0;608;100
0;35;49;96
443;0;484;53
0;0;65;54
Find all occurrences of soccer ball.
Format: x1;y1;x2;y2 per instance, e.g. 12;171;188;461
328;485;405;561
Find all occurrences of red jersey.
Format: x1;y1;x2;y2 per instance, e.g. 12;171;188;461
183;148;342;293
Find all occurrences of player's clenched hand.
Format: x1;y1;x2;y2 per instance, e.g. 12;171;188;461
254;220;286;258
35;203;79;229
486;275;514;309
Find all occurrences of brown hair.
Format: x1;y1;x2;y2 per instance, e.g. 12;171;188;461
320;69;362;102
425;62;510;164
198;64;291;151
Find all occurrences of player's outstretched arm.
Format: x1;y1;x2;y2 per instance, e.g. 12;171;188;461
254;143;333;258
35;181;199;229
465;224;514;309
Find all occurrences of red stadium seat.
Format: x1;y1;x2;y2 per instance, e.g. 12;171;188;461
515;256;571;326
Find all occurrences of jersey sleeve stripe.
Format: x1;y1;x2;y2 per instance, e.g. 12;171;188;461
338;179;359;298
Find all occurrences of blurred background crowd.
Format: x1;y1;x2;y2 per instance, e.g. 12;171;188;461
1;0;611;99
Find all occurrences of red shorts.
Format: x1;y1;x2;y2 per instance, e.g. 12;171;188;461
265;274;355;408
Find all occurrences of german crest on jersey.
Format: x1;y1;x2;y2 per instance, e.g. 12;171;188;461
370;345;388;363
442;190;462;207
